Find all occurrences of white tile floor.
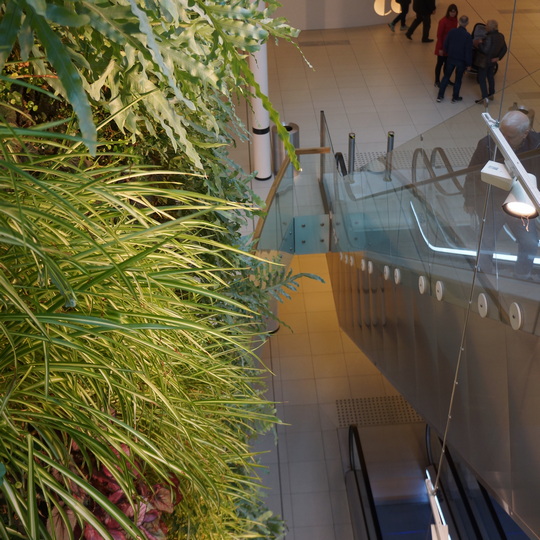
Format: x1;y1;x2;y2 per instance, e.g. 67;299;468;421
253;254;394;539
239;3;540;538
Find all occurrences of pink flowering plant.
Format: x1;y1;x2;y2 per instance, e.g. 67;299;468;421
78;445;181;540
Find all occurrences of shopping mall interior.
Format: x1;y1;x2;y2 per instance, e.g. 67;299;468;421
230;1;540;539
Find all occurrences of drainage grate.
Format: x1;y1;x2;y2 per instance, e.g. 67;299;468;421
336;396;424;428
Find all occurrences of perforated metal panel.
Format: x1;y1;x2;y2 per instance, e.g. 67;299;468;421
350;147;475;172
336;396;424;428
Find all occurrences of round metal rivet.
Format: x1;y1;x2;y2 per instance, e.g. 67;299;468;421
418;275;427;295
368;261;373;274
383;265;390;280
361;259;366;271
477;293;488;318
394;268;401;285
509;302;523;330
435;280;444;301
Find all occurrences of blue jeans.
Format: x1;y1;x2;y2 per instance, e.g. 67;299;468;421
437;59;466;100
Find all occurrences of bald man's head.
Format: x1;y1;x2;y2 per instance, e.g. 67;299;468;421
500;110;530;149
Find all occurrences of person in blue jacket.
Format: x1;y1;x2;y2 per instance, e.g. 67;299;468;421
436;15;473;103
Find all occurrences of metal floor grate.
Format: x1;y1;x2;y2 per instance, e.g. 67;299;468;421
336;396;424;428
351;147;475;172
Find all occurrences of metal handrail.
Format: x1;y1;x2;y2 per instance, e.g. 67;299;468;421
348;425;383;540
335;152;347;176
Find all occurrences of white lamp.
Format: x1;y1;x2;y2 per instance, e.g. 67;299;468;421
503;177;539;218
482;112;540;217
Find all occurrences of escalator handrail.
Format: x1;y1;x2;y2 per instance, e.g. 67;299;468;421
335;151;348;176
412;147;463;196
430;146;466;194
425;425;505;539
348;425;383;540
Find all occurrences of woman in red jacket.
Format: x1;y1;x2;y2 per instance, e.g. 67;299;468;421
434;4;458;87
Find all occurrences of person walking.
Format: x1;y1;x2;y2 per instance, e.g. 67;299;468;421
405;0;436;42
388;0;412;32
436;15;472;103
474;19;507;104
434;4;458;87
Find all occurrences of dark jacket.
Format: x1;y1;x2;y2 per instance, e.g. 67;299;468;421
412;0;435;15
464;131;540;213
443;25;473;65
475;30;507;69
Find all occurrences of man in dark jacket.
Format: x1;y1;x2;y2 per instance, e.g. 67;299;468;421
405;0;436;42
436;15;473;103
474;20;507;103
464;110;540;277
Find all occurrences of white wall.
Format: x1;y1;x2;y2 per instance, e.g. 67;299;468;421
275;0;401;31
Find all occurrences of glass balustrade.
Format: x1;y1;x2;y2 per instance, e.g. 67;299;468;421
324;75;540;539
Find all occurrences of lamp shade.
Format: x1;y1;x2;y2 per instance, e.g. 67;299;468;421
502;180;539;219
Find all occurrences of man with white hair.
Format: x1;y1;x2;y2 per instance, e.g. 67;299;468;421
464;110;540;278
474;19;507;103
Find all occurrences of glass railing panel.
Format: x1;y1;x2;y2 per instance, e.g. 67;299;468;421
256;160;295;253
327;72;540;538
255;148;331;254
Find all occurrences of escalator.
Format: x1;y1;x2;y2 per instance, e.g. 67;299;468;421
347;424;433;539
425;426;529;539
346;424;530;539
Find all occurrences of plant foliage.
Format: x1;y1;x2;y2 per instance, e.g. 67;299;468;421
0;0;305;538
0;121;296;538
0;0;298;168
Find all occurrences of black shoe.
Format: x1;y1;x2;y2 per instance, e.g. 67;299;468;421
451;97;462;103
434;82;439;87
422;38;434;43
405;33;412;40
475;98;487;104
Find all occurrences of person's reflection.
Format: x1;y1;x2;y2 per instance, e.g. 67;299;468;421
463;110;540;279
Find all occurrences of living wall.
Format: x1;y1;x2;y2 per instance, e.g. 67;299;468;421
0;1;302;538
